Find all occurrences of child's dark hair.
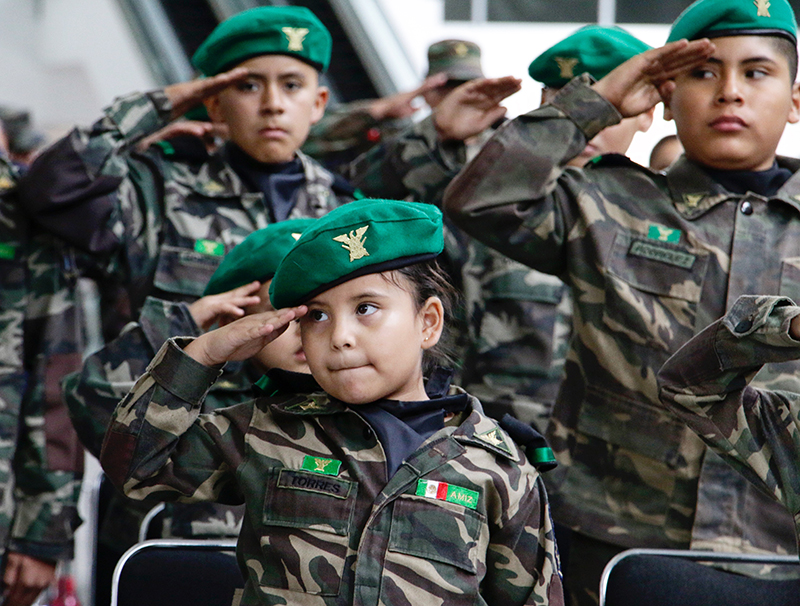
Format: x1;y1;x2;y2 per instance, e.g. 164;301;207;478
768;36;798;83
386;257;460;374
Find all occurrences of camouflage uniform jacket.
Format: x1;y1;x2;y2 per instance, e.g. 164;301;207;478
443;75;800;554
18;90;353;335
0;161;82;561
64;296;252;542
659;294;800;547
100;338;564;606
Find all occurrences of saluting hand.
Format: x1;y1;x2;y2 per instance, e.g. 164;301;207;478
188;281;263;331
164;67;250;120
184;306;308;367
432;76;522;141
592;38;716;118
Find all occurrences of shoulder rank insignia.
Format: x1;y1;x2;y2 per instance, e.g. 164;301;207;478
475;428;512;455
755;0;771;17
204;181;224;194
282;27;309;51
682;193;704;209
333;225;369;262
286;396;328;413
555;57;579;79
301;455;342;476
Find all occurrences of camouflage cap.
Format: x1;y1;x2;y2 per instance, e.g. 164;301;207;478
270;199;443;308
426;39;484;81
192;6;332;76
204;218;316;296
668;0;797;43
528;25;652;88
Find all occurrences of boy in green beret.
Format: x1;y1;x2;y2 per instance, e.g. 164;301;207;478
99;198;564;606
64;218;316;604
444;0;800;602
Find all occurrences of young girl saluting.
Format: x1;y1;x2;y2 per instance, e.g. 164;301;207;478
100;198;563;606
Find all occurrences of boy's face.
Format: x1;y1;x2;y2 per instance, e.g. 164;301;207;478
205;54;329;163
247;280;309;374
664;35;800;171
299;272;442;405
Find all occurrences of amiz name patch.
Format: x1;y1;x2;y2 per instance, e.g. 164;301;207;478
416;479;479;510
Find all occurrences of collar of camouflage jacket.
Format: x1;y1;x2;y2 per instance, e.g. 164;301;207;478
667;155;800;219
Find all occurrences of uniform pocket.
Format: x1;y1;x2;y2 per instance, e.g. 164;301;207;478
153;245;222;298
603;231;708;353
258;468;356;596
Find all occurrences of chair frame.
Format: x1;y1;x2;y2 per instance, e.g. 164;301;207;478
110;538;239;606
599;548;800;606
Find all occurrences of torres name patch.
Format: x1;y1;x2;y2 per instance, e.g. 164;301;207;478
416;479;479;510
278;469;351;499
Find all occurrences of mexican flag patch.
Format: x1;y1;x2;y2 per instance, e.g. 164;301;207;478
416;479;479;510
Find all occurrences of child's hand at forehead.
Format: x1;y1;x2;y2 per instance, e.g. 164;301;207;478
188;281;262;331
592;38;716;118
184;305;308;367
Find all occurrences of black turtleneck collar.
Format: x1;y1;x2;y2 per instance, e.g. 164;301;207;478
702;161;792;198
225;143;306;222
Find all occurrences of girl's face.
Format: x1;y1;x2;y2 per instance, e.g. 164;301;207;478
247;280;309;374
299;271;444;405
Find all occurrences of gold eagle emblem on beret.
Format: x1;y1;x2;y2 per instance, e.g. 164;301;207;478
333;225;369;262
755;0;771;17
282;27;310;51
555;57;580;79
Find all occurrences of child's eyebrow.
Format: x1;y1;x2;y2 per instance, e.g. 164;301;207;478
705;56;778;66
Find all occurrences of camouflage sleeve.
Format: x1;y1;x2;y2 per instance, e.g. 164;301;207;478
443;76;620;272
64;297;200;458
100;338;245;505
484;472;563;605
17;90;173;257
657;294;800;516
11;233;84;561
344;115;466;207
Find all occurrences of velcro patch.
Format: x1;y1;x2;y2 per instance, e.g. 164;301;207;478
416;479;479;510
194;239;225;257
629;240;695;269
301;455;342;476
278;469;352;499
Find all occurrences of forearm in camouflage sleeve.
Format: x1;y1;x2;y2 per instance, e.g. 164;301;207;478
100;338;237;503
443;76;620;271
17;90;173;254
483;473;563;605
345;115;466;207
658;295;800;514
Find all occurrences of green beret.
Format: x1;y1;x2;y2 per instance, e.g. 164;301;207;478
204;218;316;296
528;25;652;88
426;39;484;81
270;199;443;308
668;0;797;43
192;6;332;76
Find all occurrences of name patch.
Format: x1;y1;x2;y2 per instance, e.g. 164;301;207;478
278;469;351;499
416;479;479;510
629;240;695;270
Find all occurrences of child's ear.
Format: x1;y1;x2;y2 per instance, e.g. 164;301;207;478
311;86;330;125
420;296;444;350
637;106;656;133
661;82;676;122
788;82;800;125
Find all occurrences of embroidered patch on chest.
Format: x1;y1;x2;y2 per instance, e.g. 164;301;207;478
278;469;352;499
301;455;342;476
416;479;480;510
647;224;681;243
194;239;225;257
629;240;696;269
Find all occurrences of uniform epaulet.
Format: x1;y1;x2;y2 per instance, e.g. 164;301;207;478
498;414;557;472
585;152;644;171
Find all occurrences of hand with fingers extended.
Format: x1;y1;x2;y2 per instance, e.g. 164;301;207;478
188;281;263;331
592;38;716;118
136;120;229;154
367;73;449;121
184;305;308;367
164;67;250;120
432;76;523;141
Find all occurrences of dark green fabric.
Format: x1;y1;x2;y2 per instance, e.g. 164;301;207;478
668;0;797;43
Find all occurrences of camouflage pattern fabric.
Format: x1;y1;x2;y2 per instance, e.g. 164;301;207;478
18;90;353;339
100;338;564;606
0;159;83;562
658;294;800;545
443;75;800;558
64;296;252;546
461;241;572;432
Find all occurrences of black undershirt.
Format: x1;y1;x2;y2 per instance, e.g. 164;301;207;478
703;161;792;197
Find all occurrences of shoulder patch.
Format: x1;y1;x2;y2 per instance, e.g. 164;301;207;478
474;427;513;455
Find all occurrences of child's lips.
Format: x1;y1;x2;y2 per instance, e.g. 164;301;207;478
709;115;746;131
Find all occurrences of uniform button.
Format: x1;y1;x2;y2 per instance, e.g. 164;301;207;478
741;201;753;215
734;318;753;333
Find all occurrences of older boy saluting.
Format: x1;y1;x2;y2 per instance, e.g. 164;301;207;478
444;0;800;603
